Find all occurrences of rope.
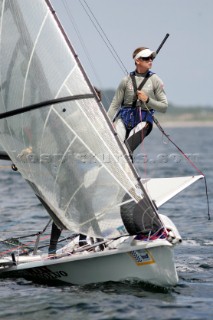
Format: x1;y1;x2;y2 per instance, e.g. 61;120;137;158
138;108;147;177
0;235;50;256
142;106;211;220
154;117;211;220
0;219;52;256
6;219;52;241
60;0;111;106
79;0;128;75
61;0;102;83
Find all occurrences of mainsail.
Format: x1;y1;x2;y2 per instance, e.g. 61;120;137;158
0;0;163;238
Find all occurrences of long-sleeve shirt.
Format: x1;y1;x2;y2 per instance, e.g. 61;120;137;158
107;71;168;121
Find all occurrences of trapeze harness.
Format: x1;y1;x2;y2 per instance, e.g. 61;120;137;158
119;71;155;139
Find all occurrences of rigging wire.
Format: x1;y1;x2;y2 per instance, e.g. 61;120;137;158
61;0;103;86
137;105;211;220
150;112;211;220
60;0;129;107
0;219;53;256
61;0;129;102
61;0;111;105
79;0;128;75
0;235;50;256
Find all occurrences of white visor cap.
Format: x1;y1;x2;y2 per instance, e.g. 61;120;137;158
134;49;156;60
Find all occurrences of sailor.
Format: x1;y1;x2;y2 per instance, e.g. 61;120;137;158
107;47;168;155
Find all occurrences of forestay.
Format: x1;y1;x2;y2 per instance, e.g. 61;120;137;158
0;0;163;238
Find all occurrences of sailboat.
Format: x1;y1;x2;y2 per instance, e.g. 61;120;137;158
0;0;203;287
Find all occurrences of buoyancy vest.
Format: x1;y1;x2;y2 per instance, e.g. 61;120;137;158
120;71;155;130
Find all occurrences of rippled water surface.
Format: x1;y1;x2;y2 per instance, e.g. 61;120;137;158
0;126;213;320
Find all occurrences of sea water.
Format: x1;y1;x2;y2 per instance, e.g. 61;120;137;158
0;126;212;320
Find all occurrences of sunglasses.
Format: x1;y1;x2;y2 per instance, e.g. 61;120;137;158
139;56;154;61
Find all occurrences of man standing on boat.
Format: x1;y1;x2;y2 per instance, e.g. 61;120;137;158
107;47;168;155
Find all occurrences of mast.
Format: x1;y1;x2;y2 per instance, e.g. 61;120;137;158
44;0;160;221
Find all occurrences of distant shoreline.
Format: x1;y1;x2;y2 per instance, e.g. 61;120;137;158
154;121;213;128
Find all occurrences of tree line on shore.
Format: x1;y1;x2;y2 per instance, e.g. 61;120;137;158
100;89;213;123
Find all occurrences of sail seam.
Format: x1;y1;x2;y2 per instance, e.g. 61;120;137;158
38;62;77;177
53;135;77;195
21;10;49;181
21;12;49;109
77;198;135;228
52;108;137;203
63;86;141;199
0;0;17;156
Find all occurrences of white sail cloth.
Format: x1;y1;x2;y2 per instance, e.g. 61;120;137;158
0;0;162;238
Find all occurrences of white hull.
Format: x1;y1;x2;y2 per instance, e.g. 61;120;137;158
0;239;178;287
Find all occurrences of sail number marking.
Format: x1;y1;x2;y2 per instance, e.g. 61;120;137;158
129;249;155;266
27;266;68;280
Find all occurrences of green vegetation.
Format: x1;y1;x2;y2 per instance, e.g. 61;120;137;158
156;104;213;123
101;89;213;123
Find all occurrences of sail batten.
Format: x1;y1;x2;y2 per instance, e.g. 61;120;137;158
0;94;95;119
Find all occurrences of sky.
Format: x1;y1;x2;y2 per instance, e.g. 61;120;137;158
51;0;213;108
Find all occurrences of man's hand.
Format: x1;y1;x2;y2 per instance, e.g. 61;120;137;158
137;90;149;103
